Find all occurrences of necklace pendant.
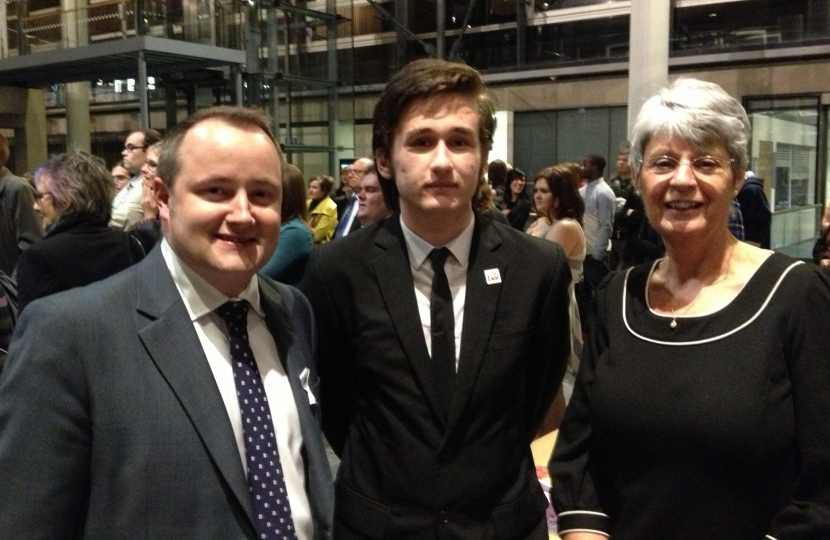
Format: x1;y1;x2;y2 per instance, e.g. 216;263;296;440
670;318;678;329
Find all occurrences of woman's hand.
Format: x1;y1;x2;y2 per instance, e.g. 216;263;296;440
141;183;158;219
560;533;608;540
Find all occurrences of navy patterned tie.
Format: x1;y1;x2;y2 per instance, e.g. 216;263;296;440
217;300;298;540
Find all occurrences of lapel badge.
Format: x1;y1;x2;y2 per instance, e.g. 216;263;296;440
484;268;502;285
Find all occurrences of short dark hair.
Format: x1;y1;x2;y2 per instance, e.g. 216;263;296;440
281;163;309;224
535;164;585;224
311;175;334;197
585;154;606;176
33;150;114;222
157;106;282;188
132;128;162;148
488;159;510;189
372;58;497;202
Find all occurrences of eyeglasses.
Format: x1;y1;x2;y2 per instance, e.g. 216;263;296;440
145;160;158;172
642;155;734;178
124;144;146;152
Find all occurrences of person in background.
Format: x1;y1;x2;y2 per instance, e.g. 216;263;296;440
110;129;161;231
503;167;531;230
609;144;640;269
728;197;745;240
737;171;771;249
488;159;510;210
551;78;830;540
129;142;163;254
356;164;393;227
111;164;131;194
526;164;586;406
333;164;354;217
333;158;372;238
473;174;510;225
261;163;313;284
0;132;42;277
16;150;144;313
307;174;338;244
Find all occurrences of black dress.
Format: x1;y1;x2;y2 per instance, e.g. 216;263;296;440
550;253;830;540
16;213;144;312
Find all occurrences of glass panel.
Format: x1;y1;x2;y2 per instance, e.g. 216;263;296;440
746;95;820;255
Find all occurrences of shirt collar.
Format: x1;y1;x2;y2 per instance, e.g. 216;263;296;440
400;213;475;271
161;239;263;321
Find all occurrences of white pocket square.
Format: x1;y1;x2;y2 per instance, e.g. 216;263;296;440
299;367;318;406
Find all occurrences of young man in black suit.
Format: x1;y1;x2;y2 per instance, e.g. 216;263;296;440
302;58;571;540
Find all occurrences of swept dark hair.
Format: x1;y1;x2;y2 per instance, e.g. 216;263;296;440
535;164;585;224
372;58;497;203
157;106;282;188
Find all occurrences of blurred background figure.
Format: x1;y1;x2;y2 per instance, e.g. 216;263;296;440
526;163;585;405
503;167;531;230
334;157;372;238
488;159;510;210
473;174;509;225
17;150;144;312
551;78;830;540
307;174;338;244
356;164;392;227
261;163;313;285
130;141;163;254
111;164;131;194
737;170;771;249
0;132;42;277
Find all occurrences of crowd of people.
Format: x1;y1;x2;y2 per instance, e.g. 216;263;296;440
0;58;828;540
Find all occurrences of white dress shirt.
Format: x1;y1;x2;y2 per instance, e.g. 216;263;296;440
161;240;312;540
400;214;475;369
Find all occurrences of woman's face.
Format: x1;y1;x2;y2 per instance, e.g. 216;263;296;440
637;133;742;241
307;179;322;201
141;148;159;187
510;175;526;196
534;178;554;216
33;176;61;231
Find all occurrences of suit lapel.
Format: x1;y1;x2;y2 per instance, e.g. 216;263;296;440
445;216;505;435
135;249;255;530
372;218;449;424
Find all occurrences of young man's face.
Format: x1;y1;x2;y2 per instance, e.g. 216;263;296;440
377;92;485;229
122;132;148;175
357;172;389;225
155;119;283;298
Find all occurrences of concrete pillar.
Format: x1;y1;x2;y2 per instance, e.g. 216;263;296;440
627;0;670;136
63;0;91;151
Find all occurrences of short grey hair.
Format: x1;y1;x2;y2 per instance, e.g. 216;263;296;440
33;150;115;222
629;78;750;179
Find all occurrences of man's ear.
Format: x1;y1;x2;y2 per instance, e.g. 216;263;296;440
375;150;393;181
154;178;171;221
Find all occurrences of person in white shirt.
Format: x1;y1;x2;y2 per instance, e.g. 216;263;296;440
109;128;161;231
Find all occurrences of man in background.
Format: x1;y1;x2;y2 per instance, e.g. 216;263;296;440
356;164;392;226
0;132;42;276
333;157;373;238
110;128;161;231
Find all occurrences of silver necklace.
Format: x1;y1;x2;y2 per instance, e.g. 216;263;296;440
666;244;735;330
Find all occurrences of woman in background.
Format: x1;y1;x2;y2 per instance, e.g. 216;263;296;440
307;174;338;244
17;150;144;312
551;78;830;540
527;164;585;404
130;141;162;254
502;167;531;230
261;163;313;284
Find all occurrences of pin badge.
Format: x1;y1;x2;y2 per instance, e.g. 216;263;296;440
484;268;502;285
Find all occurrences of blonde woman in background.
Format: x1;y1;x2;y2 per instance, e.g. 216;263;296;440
307;174;338;244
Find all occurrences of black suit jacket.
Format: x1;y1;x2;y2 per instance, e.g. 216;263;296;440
16;213;145;312
302;213;571;539
0;247;334;539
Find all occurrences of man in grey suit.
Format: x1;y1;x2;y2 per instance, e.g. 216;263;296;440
302;59;570;539
0;107;333;539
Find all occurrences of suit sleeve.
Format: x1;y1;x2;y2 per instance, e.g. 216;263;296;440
0;297;91;539
11;182;43;254
299;249;352;456
548;275;614;537
767;267;830;539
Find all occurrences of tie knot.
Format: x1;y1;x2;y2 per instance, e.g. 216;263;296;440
428;247;451;271
216;300;249;332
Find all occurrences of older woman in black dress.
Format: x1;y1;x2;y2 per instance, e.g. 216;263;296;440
17;151;144;312
550;79;830;539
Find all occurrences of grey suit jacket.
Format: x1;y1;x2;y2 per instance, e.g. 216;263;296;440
0;247;334;540
302;213;571;539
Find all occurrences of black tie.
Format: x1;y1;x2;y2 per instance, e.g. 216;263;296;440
428;248;456;421
216;300;298;540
